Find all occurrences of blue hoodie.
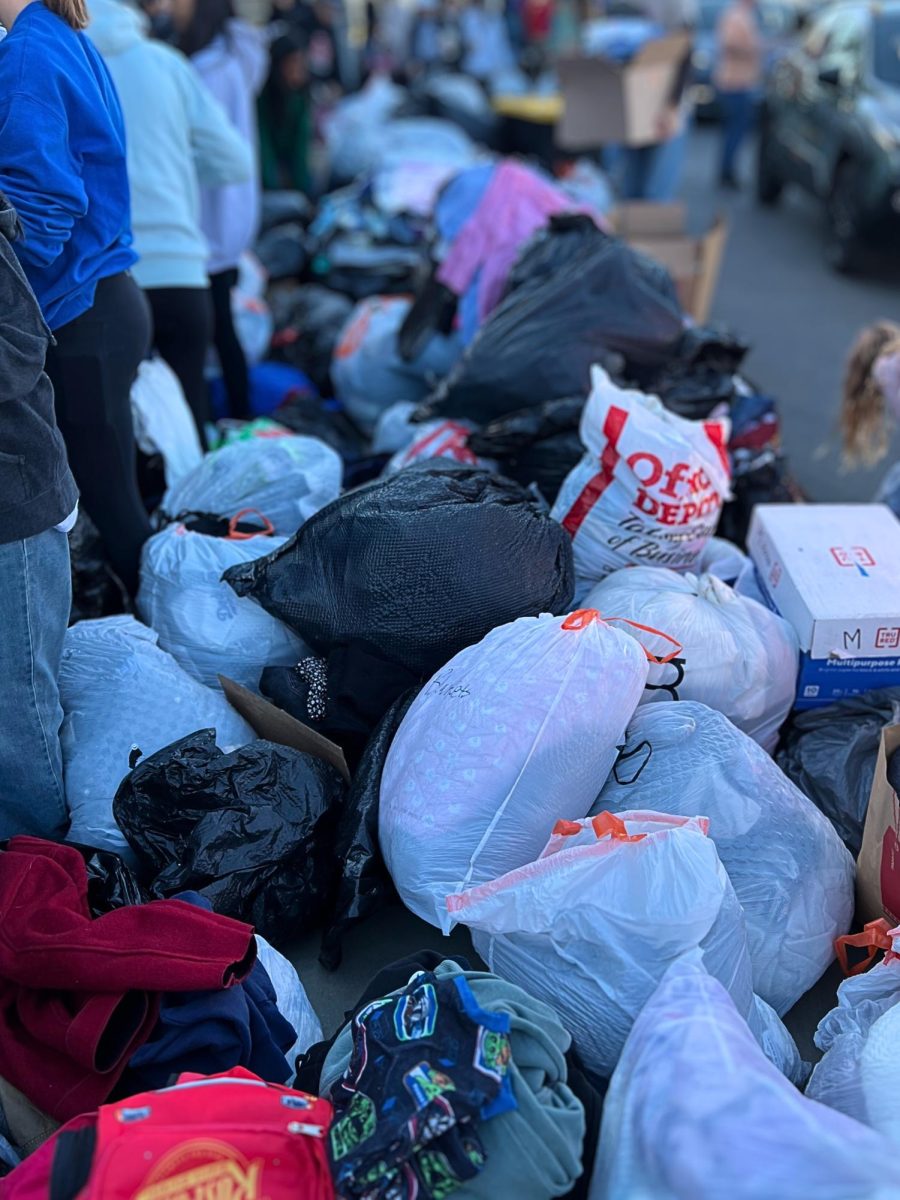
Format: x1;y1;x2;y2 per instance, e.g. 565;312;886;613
0;2;136;330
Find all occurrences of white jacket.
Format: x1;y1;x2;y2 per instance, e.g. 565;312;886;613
193;21;267;275
86;0;253;289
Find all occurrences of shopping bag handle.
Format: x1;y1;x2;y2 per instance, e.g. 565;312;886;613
835;919;894;976
561;609;683;665
227;508;275;540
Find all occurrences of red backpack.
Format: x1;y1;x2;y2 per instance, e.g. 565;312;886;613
0;1068;334;1200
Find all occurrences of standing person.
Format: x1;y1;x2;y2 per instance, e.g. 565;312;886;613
0;0;151;596
715;0;762;188
179;0;267;421
258;32;314;194
86;0;253;444
0;195;78;841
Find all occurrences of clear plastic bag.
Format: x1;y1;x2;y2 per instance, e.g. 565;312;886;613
380;610;652;930
160;435;341;536
449;811;801;1081
59;617;253;857
592;703;855;1016
591;958;900;1200
138;525;306;690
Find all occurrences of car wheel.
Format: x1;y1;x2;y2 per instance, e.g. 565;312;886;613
826;161;863;274
756;124;784;206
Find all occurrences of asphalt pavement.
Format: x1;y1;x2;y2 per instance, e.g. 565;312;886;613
682;124;900;503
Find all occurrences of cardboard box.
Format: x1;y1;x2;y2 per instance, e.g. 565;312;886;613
557;33;692;149
857;723;900;926
612;202;727;324
748;504;900;708
220;675;350;783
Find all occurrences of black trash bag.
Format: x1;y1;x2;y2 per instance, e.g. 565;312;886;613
69;842;147;915
414;216;684;424
259;190;314;234
654;364;738;422
272;391;367;461
777;689;900;855
716;448;804;550
674;324;749;374
269;285;355;396
319;687;421;970
311;236;426;302
467;396;586;505
68;510;130;624
113;729;346;942
253;223;309;282
261;645;420;770
224;465;575;686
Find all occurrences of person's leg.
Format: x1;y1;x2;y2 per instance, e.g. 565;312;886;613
642;123;690;202
209;268;251;421
618;146;652;200
48;273;152;598
146;287;215;444
719;90;751;184
0;528;71;840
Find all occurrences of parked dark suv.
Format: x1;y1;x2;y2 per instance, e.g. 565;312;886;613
756;2;900;270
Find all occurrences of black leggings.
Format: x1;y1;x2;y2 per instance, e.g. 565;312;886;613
46;272;152;598
146;286;214;443
210;267;251;421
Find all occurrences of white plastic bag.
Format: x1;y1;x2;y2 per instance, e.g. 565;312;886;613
161;435;342;536
384;419;493;474
449;811;800;1081
380;610;651;931
551;366;731;583
332;296;462;434
60;617;254;856
255;935;323;1075
130;357;203;488
592;703;855;1016
585;566;799;750
591;958;900;1200
806;951;900;1130
697;535;751;584
138;525;306;689
371;401;418;455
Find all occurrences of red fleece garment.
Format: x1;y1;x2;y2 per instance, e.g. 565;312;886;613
0;838;256;1121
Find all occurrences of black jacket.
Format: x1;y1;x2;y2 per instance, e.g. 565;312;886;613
0;197;77;545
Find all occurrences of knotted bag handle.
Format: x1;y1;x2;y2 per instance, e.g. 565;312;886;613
561;609;683;665
227;508;275;541
835;919;895;977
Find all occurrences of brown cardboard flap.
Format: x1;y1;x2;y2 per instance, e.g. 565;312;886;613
614;201;687;238
691;217;728;326
219;675;351;783
557;33;691;149
633;30;692;66
857;722;900;925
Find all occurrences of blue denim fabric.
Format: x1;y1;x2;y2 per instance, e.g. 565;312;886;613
0;527;71;840
606;124;690;202
719;89;756;180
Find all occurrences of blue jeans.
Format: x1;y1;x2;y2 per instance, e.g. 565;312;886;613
606;126;690;202
719;89;755;180
0;527;71;840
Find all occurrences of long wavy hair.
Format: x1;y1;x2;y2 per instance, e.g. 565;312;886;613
44;0;88;30
842;321;900;466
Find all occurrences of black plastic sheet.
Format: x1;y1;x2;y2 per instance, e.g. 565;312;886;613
113;729;346;943
269;285;355;396
414;216;684;424
467;396;586;505
68;510;130;624
319;687;421;970
777;689;900;855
